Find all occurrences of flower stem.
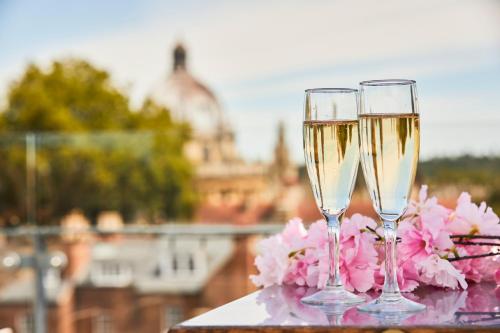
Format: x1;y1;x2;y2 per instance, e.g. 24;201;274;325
450;235;500;240
448;252;500;262
452;241;500;246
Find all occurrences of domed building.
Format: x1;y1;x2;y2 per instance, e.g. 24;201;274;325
150;44;300;223
150;44;239;165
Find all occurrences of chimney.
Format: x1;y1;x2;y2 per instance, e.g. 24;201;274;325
60;210;92;280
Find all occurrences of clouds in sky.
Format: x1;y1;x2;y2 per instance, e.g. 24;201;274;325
1;0;499;161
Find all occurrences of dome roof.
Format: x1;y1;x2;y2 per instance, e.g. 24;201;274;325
151;44;229;137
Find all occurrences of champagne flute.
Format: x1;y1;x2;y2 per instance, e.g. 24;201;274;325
356;79;425;314
301;88;364;307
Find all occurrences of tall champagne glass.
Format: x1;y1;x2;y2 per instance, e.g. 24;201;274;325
356;79;425;314
301;88;364;307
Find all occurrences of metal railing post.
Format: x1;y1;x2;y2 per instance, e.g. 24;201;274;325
33;233;47;333
27;133;47;333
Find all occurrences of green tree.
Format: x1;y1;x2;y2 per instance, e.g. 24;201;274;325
0;59;196;225
418;156;500;213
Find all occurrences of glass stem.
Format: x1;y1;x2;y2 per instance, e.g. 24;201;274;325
326;313;342;326
325;214;343;289
382;220;401;298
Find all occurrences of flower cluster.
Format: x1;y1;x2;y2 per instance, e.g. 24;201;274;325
250;185;500;291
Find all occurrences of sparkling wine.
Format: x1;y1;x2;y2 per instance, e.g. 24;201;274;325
358;113;420;221
303;120;359;216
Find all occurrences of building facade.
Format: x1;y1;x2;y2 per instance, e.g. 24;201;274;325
150;44;301;223
0;233;258;333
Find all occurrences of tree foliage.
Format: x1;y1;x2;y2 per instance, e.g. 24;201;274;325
0;59;196;225
419;155;500;212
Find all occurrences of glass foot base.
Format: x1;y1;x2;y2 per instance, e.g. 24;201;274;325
357;293;426;314
301;287;365;308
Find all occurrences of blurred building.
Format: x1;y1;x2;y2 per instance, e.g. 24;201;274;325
0;43;313;333
150;43;301;223
0;231;257;333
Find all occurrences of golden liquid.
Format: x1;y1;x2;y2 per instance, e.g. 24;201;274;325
358;114;420;221
303;120;359;216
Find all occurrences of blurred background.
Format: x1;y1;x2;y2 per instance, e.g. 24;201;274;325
0;0;499;332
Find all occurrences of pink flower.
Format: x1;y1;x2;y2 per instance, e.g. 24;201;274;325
399;259;421;292
302;221;329;288
396;185;467;289
284;257;310;286
340;214;379;292
416;254;467;289
302;215;380;292
447;192;500;236
302;250;328;289
260;218;309;287
281;219;328;288
400;185;453;260
405;185;450;225
398;219;452;263
450;246;480;283
442;192;499;284
251;190;497;292
285;215;380;292
281;217;307;249
451;245;499;283
303;220;327;248
250;234;291;287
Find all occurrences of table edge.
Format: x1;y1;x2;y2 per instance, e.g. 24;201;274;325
169;325;499;333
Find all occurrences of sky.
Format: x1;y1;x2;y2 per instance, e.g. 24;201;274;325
0;0;499;163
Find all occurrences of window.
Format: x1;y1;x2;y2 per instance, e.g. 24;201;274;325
16;313;33;333
164;306;183;328
188;255;194;272
90;261;132;287
170;252;196;276
93;312;113;333
102;262;121;276
172;256;178;272
153;264;162;277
